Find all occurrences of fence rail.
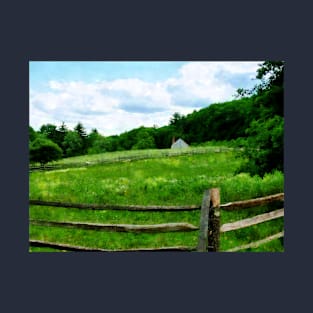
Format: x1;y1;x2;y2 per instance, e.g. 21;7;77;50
30;219;199;233
29;190;284;252
220;193;284;210
29;199;200;211
224;232;284;252
29;147;234;172
29;239;196;252
195;190;284;252
220;208;284;233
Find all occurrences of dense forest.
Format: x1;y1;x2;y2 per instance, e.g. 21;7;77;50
29;61;284;177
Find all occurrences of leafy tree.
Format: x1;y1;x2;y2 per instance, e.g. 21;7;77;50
29;137;63;166
238;61;284;177
255;61;284;91
132;128;156;150
238;116;284;176
118;128;139;150
117;127;156;151
235;61;283;98
62;131;83;157
154;125;175;149
29;126;37;142
169;112;184;125
169;112;185;139
87;133;108;154
39;124;59;142
39;122;70;154
101;136;119;152
87;128;99;148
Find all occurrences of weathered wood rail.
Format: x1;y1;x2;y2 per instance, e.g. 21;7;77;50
29;190;284;252
29;198;201;251
29;199;200;211
220;193;284;210
220;208;284;233
29;219;199;233
196;190;284;252
29;239;196;252
225;232;284;252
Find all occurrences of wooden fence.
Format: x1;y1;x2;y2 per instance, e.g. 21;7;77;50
29;147;233;172
197;189;284;252
29;189;284;252
29;199;201;252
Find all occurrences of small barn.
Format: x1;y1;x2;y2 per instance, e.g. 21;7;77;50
171;138;189;149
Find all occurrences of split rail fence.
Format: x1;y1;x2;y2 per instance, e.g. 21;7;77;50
29;147;233;172
197;189;284;252
29;189;284;252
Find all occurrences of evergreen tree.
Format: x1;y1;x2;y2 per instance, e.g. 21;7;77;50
74;122;88;154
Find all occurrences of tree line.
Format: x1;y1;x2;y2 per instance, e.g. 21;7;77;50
29;61;284;177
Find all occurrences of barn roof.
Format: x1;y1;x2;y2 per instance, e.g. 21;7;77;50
171;138;189;149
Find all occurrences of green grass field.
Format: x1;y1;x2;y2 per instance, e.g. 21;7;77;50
29;147;284;252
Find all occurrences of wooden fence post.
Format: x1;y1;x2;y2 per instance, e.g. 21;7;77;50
208;188;221;252
197;189;211;252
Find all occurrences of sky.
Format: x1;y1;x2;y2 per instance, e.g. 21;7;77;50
29;61;262;136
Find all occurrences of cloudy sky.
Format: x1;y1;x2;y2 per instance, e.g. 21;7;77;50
29;61;262;136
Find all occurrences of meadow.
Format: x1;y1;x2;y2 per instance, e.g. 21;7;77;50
29;147;284;252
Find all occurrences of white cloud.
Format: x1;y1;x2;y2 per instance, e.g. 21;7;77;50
218;61;261;74
165;61;260;104
30;61;261;135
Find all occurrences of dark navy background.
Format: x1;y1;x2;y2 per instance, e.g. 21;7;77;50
1;1;312;312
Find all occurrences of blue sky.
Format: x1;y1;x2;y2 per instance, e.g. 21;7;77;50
30;62;185;90
29;61;262;135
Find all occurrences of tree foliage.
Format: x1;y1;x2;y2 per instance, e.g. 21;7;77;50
239;116;284;176
238;61;284;177
29;137;63;166
62;131;83;157
29;126;37;142
87;134;108;154
74;122;88;154
132;128;156;150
